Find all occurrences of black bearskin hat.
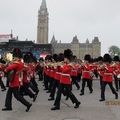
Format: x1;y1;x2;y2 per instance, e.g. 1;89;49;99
103;53;112;63
13;48;22;58
45;55;53;61
71;55;77;62
90;58;94;63
32;56;37;63
53;54;58;62
64;49;73;61
84;54;91;63
39;57;44;62
113;55;119;62
23;54;32;63
97;56;103;62
58;53;64;62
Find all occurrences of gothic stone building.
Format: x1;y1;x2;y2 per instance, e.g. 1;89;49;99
51;35;101;60
37;0;101;59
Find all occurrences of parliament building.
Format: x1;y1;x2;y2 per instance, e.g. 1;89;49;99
37;0;101;59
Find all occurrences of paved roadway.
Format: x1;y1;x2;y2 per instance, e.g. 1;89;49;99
0;77;120;120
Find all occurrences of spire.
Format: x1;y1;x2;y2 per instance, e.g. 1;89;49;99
41;0;47;9
51;34;56;43
52;35;55;41
86;38;89;43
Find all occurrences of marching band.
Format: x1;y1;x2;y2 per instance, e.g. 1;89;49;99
0;48;120;111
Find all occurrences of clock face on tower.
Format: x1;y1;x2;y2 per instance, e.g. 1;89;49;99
41;10;45;14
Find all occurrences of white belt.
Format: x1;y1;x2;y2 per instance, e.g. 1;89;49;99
56;72;61;75
83;71;90;73
62;73;71;77
72;70;77;72
104;73;112;75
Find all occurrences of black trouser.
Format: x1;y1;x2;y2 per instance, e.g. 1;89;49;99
54;83;79;107
5;87;30;109
77;73;82;82
6;77;9;87
0;77;6;89
50;80;59;98
28;82;39;93
44;74;49;90
114;76;118;91
48;77;54;92
20;82;35;98
71;76;80;89
38;71;43;81
101;81;117;100
30;77;39;91
100;75;103;89
118;79;120;89
81;78;93;93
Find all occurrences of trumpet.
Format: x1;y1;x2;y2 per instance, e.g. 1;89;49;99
97;63;106;69
56;61;64;66
67;62;74;67
110;62;116;67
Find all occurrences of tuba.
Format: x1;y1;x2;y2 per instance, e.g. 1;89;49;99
3;51;13;63
3;52;14;82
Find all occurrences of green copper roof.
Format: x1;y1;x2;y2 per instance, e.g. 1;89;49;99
41;0;47;9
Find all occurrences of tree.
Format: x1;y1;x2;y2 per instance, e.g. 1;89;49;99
108;45;120;57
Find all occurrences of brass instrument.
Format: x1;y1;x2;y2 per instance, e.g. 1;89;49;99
57;61;64;66
110;62;116;67
3;51;13;63
67;62;74;67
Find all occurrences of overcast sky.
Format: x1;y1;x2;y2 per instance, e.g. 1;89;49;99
0;0;120;55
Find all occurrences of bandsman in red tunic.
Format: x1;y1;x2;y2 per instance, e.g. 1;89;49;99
2;48;32;112
99;54;118;101
51;49;80;110
70;56;80;90
97;56;104;89
48;53;64;100
30;55;39;94
19;53;37;102
112;56;120;91
80;54;93;95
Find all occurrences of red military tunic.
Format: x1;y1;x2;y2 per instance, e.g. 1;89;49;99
112;63;120;77
54;66;62;81
77;64;82;74
0;66;4;78
102;65;113;82
71;63;78;77
22;64;31;83
6;60;23;88
97;63;104;77
60;64;72;85
82;63;91;79
30;63;36;78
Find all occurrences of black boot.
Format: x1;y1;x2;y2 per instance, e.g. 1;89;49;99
74;102;81;108
2;107;12;111
26;103;32;112
51;106;60;110
115;93;118;99
80;93;84;96
48;98;54;101
99;98;105;102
